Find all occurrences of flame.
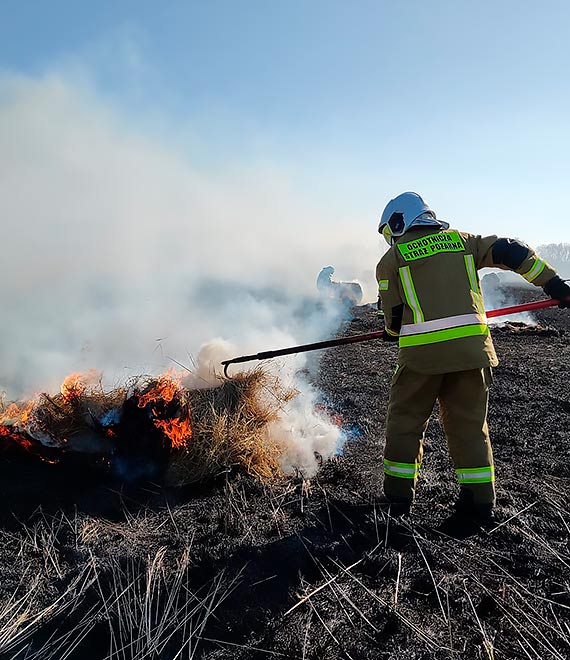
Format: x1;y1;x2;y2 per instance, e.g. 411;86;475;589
0;426;34;449
1;369;194;460
0;421;36;452
0;400;35;429
61;373;86;401
154;417;192;450
136;372;192;449
60;369;100;402
137;372;181;408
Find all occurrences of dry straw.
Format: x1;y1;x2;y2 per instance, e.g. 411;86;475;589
1;367;297;485
166;368;296;485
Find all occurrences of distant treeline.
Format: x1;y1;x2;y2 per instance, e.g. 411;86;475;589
537;243;570;277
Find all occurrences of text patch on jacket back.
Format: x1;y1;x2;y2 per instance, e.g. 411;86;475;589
397;231;465;262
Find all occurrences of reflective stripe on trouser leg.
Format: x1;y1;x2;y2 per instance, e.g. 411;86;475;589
456;466;494;484
384;366;442;501
384;459;420;479
438;368;496;505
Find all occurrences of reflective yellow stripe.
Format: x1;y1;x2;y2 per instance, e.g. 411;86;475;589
400;312;487;336
522;258;547;282
456;466;495;484
378;279;389;291
399;266;424;323
464;255;479;293
384;458;420;480
386;328;400;337
399;324;489;347
464;254;485;314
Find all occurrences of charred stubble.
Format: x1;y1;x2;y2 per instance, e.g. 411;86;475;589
0;294;569;659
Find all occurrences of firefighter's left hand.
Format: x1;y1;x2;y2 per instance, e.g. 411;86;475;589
382;329;399;342
544;276;570;308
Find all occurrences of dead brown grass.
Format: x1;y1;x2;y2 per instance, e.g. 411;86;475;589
31;385;127;448
1;367;297;486
166;368;296;485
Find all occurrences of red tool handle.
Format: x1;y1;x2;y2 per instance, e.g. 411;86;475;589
486;298;562;318
221;297;565;376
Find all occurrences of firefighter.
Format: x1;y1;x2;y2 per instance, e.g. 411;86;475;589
317;266;364;306
376;192;570;526
317;266;336;295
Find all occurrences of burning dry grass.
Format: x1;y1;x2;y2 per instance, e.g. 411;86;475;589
0;367;297;485
33;382;126;452
166;368;296;485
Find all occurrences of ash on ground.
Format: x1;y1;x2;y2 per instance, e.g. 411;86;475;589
1;300;569;659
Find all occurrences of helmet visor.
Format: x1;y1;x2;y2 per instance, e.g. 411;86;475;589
382;224;393;245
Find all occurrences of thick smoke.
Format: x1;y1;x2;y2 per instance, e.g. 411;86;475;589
0;73;379;474
480;271;535;325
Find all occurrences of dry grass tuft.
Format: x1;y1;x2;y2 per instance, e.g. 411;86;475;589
166;368;296;485
28;376;127;449
2;367;298;486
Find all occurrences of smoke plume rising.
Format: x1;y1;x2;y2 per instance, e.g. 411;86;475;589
0;73;379;474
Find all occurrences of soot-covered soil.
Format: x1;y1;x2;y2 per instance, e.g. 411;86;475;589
1;300;569;659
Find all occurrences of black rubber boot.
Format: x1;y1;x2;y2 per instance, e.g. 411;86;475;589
456;488;496;525
440;489;496;537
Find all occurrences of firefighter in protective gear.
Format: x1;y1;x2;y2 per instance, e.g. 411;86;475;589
376;191;570;523
317;266;364;305
317;266;336;293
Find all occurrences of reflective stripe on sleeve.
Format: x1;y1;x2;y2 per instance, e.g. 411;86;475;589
384;459;420;480
400;313;488;337
464;255;479;293
522;258;547;282
399;266;425;323
399;324;489;347
378;279;389;291
456;466;495;484
464;254;486;314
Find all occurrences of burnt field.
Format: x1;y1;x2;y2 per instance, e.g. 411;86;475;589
1;301;569;659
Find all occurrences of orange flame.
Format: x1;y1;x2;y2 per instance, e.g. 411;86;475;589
137;373;181;408
136;372;192;449
154;417;192;449
0;400;35;429
61;374;86;401
0;423;34;450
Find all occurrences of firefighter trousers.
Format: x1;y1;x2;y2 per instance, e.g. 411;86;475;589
383;365;495;506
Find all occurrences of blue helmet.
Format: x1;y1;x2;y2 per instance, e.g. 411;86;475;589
378;192;448;244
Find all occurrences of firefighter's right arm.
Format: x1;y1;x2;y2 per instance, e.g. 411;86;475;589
472;235;570;307
376;255;403;340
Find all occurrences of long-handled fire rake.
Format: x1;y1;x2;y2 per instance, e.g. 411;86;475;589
221;298;566;377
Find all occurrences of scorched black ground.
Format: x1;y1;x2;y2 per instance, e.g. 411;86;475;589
0;296;569;660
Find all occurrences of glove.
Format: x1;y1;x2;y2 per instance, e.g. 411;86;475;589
543;276;570;308
382;329;399;342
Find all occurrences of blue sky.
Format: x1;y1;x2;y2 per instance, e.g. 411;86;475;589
1;1;569;394
1;0;569;244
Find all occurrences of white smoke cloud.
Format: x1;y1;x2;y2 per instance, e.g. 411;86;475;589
0;72;379;396
0;72;381;473
181;338;344;476
480;271;535;325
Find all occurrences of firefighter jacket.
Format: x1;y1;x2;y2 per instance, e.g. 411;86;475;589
376;227;557;374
